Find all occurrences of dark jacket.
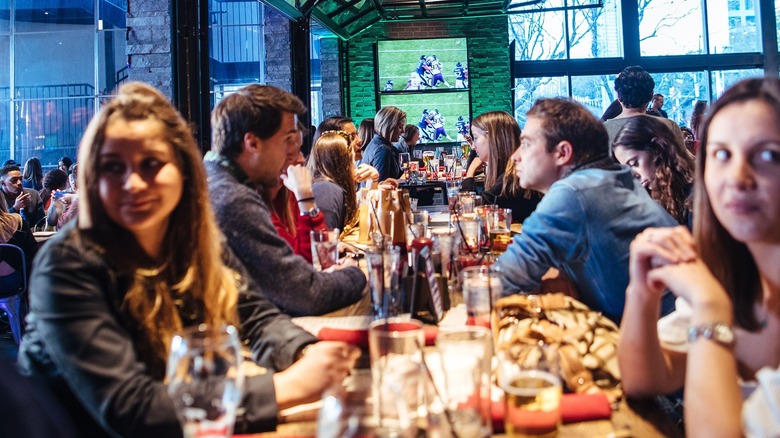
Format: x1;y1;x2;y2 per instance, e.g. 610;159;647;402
361;134;403;182
205;158;366;316
18;222;317;437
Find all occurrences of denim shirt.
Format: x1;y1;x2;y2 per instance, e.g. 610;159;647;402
494;163;678;324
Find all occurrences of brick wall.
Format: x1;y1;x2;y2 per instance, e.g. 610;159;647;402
264;7;293;92
344;17;512;121
320;36;342;118
126;0;172;99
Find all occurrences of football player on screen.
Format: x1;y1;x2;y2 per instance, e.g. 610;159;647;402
454;62;468;88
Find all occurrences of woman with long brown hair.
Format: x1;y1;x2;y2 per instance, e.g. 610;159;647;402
613;115;695;225
619;77;780;436
18;82;357;437
463;110;540;223
309;131;359;233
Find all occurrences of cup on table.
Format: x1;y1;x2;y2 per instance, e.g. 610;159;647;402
435;327;494;438
166;324;244;438
453;214;481;253
409;198;419;212
369;318;424;436
431;230;454;281
461;265;503;328
459;192;477;214
446;180;461;208
317;369;375;438
311;229;340;271
366;245;404;319
497;343;562;438
485;208;512;254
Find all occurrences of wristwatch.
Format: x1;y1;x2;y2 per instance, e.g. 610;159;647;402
688;322;736;348
301;206;320;218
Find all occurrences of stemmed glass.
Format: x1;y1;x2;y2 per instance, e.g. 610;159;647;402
166;324;244;438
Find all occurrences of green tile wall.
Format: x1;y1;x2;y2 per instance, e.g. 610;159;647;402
343;17;512;122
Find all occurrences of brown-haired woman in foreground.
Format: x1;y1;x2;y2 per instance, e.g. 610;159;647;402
618;77;780;437
18;82;358;437
613;115;695;225
309;131;359;233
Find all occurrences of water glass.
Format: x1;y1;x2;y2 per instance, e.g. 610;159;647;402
366;245;404;319
311;229;340;271
317;370;375;438
435;327;493;438
166;324;244;438
446;180;461;208
497;344;562;438
460;192;477;214
461;266;503;328
369;318;424;436
453;214;481;253
431;230;454;281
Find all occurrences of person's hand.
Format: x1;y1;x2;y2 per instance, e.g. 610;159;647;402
273;341;360;409
378;178;399;190
627;226;697;300
466;157;483;178
354;164;379;183
323;256;358;271
60;193;77;206
646;259;732;321
281;164;314;200
13;192;30;211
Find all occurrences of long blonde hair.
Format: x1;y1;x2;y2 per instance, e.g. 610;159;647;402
77;82;239;365
308;131;358;233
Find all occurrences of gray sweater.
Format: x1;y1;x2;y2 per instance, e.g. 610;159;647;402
205;160;366;316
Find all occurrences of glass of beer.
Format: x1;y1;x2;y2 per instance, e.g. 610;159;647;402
485;208;512;254
497;344;562;438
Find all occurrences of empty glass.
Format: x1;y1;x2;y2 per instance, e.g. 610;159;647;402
369;318;424;436
461;266;503;328
317;370;375;438
166;324;244;438
366;245;404;319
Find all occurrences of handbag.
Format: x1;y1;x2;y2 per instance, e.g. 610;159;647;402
494;293;622;402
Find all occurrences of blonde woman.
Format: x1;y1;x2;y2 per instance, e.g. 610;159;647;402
309;131;359;233
362;106;406;181
17;83;358;437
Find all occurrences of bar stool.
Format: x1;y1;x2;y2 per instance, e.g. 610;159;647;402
0;243;28;344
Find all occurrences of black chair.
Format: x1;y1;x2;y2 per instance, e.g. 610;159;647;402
0;243;28;344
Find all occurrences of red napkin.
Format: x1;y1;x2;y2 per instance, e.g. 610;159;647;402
491;392;611;432
316;325;439;348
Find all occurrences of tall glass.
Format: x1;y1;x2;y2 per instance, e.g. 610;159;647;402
485;208;512;254
436;327;493;438
422;151;435;173
366;245;404;319
497;344;562;438
460;266;503;328
311;229;340;271
399;153;411;180
166;324;244;438
369;318;424;436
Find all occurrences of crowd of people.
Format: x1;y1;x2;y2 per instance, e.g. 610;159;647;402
0;66;777;437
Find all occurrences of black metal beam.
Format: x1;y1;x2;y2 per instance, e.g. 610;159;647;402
506;0;602;13
290;16;312;132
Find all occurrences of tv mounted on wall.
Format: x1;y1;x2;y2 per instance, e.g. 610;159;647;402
376;37;469;92
375;37;471;145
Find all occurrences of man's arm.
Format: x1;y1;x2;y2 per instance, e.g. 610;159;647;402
209;174;365;316
494;185;586;294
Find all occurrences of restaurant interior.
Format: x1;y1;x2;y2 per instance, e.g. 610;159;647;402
1;1;780;437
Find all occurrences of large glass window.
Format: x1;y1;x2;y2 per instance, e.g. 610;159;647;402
514;76;567;124
511;0;622;61
707;0;761;54
0;1;128;169
639;0;704;56
649;71;707;126
209;1;266;109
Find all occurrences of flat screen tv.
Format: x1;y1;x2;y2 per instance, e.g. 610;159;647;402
376;37;469;92
379;91;471;144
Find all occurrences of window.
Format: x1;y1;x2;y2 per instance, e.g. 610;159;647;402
649;71;707;126
639;0;704;56
0;1;127;168
514;76;567;125
707;0;761;54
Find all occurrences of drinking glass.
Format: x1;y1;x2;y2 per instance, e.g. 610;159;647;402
429;159;440;180
459;192;477;214
166;324;244;438
485;208;512;254
366;245;404;319
311;229;340;271
435;327;493;438
317;370;375;438
369;318;424;436
446;179;461;208
422;151;435;173
497;344;562;438
399;153;411;180
461;266;503;328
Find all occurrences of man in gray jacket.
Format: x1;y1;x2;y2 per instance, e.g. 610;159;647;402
206;84;366;316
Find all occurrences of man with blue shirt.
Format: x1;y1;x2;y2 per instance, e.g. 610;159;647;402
495;98;677;323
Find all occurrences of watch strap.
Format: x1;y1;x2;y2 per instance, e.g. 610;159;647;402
688;322;735;348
